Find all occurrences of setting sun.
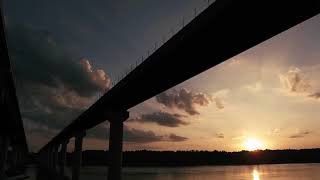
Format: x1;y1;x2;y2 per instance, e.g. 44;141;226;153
243;138;264;151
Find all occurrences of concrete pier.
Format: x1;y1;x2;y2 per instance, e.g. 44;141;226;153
107;111;129;180
53;145;59;173
0;136;9;178
72;132;85;180
59;140;69;177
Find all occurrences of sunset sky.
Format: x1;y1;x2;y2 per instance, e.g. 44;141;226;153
3;0;320;152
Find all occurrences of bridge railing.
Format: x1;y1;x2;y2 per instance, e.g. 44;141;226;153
98;0;216;98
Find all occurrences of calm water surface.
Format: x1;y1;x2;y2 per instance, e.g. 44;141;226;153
26;163;320;180
78;164;320;180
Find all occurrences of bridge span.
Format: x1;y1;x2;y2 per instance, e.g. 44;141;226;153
0;3;29;179
32;0;320;179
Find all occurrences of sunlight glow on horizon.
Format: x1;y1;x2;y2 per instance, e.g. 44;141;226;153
243;138;264;151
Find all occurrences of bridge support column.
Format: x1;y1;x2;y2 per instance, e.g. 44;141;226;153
59;140;69;177
11;146;18;168
46;149;50;169
18;150;25;167
49;147;54;170
0;136;9;178
53;145;59;173
72;132;85;180
107;111;129;180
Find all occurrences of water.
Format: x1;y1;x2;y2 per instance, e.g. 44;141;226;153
79;164;320;180
26;163;320;180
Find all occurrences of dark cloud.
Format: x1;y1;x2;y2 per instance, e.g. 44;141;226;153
123;128;164;143
289;131;311;138
167;133;188;142
215;133;224;138
309;92;320;99
156;89;212;115
88;125;187;143
6;25;112;136
131;112;189;127
7;26;111;97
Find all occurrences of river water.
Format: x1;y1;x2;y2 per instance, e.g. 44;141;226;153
26;163;320;180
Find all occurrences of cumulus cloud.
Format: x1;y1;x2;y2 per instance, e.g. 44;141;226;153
5;25;112;151
8;26;111;97
156;89;213;115
289;130;311;138
79;59;111;90
131;112;189;127
279;67;320;100
279;67;311;93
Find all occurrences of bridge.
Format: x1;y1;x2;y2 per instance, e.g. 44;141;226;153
0;3;29;179
1;0;320;180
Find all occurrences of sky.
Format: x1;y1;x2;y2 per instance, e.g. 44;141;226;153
2;0;320;152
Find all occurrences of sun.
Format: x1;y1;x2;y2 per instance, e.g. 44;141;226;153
243;138;264;151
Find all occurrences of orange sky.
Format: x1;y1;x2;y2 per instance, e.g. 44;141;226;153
67;14;320;152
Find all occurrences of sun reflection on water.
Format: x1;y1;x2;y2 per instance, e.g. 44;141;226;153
252;169;260;180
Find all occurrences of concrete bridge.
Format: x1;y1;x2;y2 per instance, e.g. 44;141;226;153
0;4;29;179
1;0;320;179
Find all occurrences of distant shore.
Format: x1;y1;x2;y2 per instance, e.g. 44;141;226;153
68;148;320;167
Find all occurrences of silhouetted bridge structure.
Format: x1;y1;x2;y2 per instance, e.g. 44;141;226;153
1;0;320;180
0;3;29;179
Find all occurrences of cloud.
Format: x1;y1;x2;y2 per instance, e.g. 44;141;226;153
4;25;114;152
88;124;188;143
8;26;111;97
79;59;111;91
167;133;188;142
123;128;164;143
215;133;224;138
131;112;189;127
155;89;213;115
308;92;320;99
289;130;311;138
279;67;311;93
279;67;320;100
214;98;224;109
6;25;112;135
269;128;281;135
